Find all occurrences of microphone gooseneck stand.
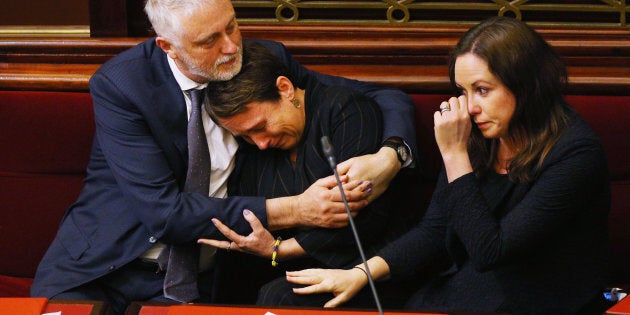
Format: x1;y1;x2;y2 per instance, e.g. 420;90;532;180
320;136;384;315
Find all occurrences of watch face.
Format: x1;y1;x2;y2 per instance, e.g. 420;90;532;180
397;146;408;162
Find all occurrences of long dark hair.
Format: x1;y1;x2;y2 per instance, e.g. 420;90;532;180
449;16;570;183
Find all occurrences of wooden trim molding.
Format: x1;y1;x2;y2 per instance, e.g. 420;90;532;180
90;0;630;37
0;26;90;38
1;25;629;95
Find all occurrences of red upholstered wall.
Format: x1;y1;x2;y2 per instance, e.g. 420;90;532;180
0;91;94;279
1;90;629;297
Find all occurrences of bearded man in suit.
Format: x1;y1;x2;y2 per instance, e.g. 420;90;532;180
31;0;416;314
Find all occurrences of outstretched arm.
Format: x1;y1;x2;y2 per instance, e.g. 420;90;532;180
198;178;372;259
198;209;307;260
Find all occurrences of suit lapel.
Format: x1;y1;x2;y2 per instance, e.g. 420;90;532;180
148;46;189;181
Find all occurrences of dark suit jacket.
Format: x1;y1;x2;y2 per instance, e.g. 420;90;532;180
31;38;416;298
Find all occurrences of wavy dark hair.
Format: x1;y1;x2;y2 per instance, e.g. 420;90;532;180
205;41;295;118
449;16;571;183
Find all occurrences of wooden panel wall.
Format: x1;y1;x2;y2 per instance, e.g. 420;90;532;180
1;0;629;95
1;25;629;95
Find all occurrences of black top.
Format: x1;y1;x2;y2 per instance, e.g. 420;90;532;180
379;109;610;314
231;78;411;269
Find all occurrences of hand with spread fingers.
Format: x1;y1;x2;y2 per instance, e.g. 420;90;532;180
198;209;277;257
287;267;367;308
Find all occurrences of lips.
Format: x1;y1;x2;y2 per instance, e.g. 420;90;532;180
476;121;490;129
217;54;238;67
272;139;284;149
222;57;236;66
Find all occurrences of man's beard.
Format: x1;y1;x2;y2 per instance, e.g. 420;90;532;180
182;47;243;82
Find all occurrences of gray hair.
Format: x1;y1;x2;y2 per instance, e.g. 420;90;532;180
144;0;213;45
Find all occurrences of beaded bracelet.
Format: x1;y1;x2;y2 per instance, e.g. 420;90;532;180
271;237;282;267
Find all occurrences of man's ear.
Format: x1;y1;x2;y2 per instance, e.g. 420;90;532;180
156;37;178;60
276;76;295;99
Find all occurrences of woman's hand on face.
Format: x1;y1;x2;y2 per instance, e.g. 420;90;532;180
434;95;474;182
197;209;276;258
287;267;368;308
434;95;472;157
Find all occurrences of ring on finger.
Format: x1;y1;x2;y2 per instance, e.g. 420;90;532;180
439;103;451;114
226;242;232;252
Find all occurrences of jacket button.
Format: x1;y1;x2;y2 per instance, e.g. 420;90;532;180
108;265;115;271
149;236;157;243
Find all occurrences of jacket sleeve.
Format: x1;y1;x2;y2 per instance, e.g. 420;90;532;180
88;70;267;244
291;87;389;268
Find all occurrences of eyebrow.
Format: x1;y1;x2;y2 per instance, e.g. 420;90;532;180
457;79;491;88
228;119;264;138
245;121;265;133
473;79;491;85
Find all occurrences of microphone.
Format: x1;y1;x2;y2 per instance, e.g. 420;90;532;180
321;135;337;170
320;136;383;315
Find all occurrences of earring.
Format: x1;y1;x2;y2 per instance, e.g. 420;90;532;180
292;98;301;108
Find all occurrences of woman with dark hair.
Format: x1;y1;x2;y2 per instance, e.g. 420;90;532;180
283;16;610;314
197;41;416;306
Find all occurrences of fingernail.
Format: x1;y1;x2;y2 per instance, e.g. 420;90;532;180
211;218;218;225
366;188;372;194
243;209;251;216
366;181;372;188
357;180;363;185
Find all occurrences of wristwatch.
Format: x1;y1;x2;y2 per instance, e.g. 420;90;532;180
382;140;411;167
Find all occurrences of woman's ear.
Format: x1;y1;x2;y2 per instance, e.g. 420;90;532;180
276;76;295;100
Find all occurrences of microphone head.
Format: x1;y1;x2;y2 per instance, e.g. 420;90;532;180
320;136;333;156
320;136;337;169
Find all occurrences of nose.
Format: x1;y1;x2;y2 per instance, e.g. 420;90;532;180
253;136;270;150
467;95;481;115
220;33;239;55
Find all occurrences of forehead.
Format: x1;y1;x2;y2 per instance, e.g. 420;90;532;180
217;104;265;133
454;53;494;84
176;0;235;42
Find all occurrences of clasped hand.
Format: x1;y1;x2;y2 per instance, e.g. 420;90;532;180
293;175;372;228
